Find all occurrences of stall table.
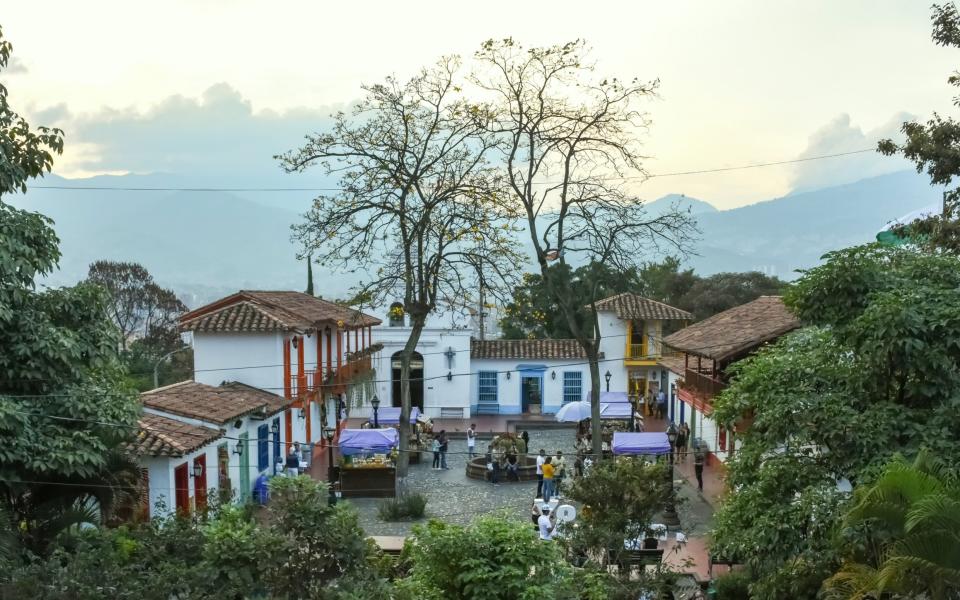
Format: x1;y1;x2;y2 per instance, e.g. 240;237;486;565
338;428;398;498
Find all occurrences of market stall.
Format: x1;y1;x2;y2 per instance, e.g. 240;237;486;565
338;428;397;498
368;407;429;464
611;432;671;457
563;397;643;456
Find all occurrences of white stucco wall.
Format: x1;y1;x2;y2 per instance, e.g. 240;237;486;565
469;358;592;415
597;311;629;393
369;327;472;419
144;444;220;519
193;332;284;392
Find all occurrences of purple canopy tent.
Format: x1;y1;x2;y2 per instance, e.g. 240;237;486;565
611;432;671;456
374;407;421;425
599;402;634;420
584;391;630;404
338;428;399;456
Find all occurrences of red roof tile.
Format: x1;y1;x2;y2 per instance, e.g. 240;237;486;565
180;290;381;333
593;293;692;321
129;412;223;457
662;296;800;362
141;381;289;425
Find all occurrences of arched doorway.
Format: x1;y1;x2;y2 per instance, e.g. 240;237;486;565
391;351;424;410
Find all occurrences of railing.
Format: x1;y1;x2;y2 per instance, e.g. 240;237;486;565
681;368;726;399
289;350;378;398
626;340;676;359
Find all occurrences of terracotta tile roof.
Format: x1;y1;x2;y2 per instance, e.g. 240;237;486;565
470;339;603;360
657;355;686;376
592;293;693;321
141;381;289;425
180;290;381;333
129;412;223;457
662;296;800;362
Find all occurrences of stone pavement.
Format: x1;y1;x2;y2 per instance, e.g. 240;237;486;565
345;427;578;536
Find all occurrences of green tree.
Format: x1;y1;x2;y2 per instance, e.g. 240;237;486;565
676;271;786;321
636;256;698;307
396;516;573;600
825;450;960;600
500;263;641;339
0;26;140;560
879;3;960;252
711;244;960;599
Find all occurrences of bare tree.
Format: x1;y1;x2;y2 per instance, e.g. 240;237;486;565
278;57;521;484
474;39;697;458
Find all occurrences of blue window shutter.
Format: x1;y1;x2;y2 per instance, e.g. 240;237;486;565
563;372;582;404
257;424;269;472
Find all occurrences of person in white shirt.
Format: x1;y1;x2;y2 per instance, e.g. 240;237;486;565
537;506;556;540
535;449;546;498
467;424;477;459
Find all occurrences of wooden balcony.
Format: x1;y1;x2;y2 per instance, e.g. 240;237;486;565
681;368;726;400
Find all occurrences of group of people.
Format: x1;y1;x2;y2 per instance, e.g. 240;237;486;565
535;449;566;501
430;430;449;469
284;442;305;476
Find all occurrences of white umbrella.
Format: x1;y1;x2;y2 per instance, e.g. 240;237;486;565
554;401;593;422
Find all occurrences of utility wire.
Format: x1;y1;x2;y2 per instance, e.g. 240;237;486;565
0;329;729;387
25;148;876;193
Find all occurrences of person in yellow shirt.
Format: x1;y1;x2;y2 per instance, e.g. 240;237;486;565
541;456;555;501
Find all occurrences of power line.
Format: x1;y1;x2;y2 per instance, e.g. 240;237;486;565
25;148;877;193
0;328;730;386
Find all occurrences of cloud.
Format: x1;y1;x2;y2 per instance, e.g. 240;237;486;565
789;112;915;193
57;83;345;182
5;56;28;74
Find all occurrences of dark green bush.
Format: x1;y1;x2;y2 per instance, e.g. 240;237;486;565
713;569;752;600
377;493;428;521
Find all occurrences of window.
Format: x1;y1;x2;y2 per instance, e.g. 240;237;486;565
478;371;498;404
563;371;582;404
257;424;269;472
718;427;727;454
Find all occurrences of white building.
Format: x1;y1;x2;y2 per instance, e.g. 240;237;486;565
180;290;382;453
358;293;693;419
136;381;289;517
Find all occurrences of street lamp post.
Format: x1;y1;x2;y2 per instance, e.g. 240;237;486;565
325;428;337;506
371;395;380;429
663;423;680;527
153;346;191;389
604;370;612;392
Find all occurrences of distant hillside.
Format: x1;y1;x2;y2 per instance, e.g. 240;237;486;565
6;169;943;306
686;169;940;277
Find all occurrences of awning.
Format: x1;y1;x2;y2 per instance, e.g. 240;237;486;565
612;432;671;456
338;428;399;455
583;391;630;403
373;407;420;424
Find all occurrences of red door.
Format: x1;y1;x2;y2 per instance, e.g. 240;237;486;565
193;455;207;511
174;463;190;515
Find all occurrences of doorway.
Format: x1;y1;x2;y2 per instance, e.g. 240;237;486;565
521;376;542;413
391;351;424;410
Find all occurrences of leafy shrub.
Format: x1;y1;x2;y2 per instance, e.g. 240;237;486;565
378;493;427;521
713;569;751;600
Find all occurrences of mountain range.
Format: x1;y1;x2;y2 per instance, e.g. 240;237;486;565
6;169;941;308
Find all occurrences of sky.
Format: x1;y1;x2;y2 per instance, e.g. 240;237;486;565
2;0;954;209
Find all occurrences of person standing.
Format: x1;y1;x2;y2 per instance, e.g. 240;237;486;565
676;424;689;463
657;389;667;419
505;449;519;481
467;424;477;459
535;449;546;498
537;505;556;541
285;446;301;477
520;430;530;453
431;435;441;470
439;430;449;469
553;450;566;496
541;456;555;502
693;443;705;492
